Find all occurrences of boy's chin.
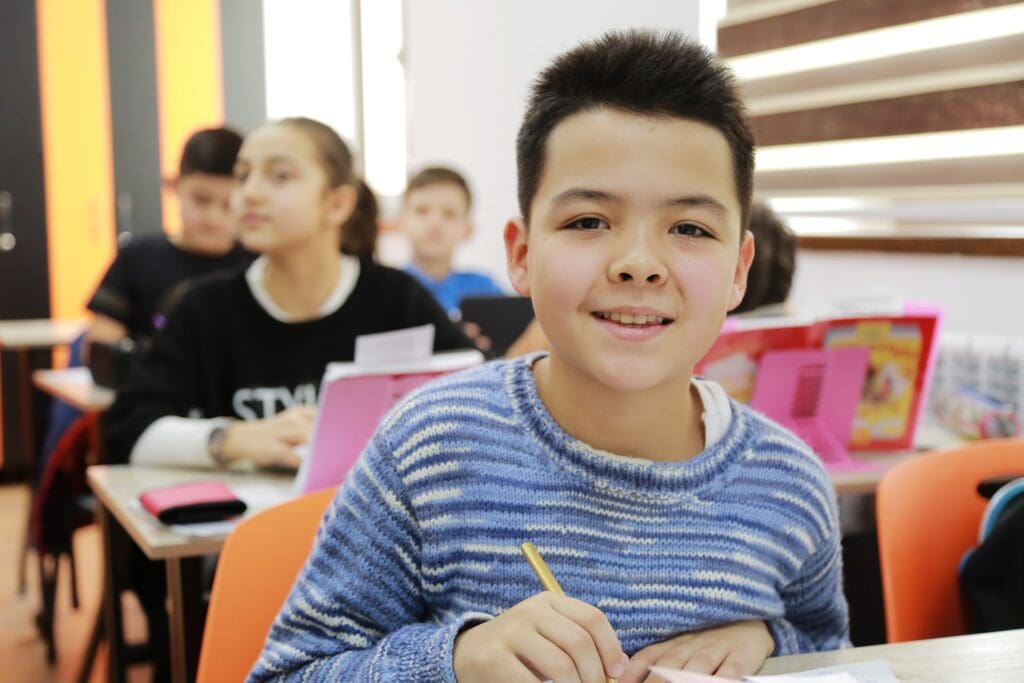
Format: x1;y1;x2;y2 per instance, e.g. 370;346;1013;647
576;355;692;396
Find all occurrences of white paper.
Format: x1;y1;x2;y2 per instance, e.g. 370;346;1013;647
354;324;434;367
751;660;899;683
650;659;896;683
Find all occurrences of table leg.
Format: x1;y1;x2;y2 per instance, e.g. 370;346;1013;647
96;505;125;683
165;556;205;683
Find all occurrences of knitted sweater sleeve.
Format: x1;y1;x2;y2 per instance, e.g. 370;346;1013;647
767;488;850;655
247;431;483;682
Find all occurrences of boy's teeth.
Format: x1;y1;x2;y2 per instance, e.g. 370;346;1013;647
601;312;663;325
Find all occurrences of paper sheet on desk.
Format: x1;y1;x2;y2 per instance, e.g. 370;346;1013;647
651;659;896;683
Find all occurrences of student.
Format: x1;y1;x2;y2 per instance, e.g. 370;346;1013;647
86;127;253;351
104;117;472;470
732;201;797;315
401;166;505;318
250;32;849;682
102;117;471;681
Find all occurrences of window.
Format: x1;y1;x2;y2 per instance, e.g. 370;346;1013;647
718;0;1024;255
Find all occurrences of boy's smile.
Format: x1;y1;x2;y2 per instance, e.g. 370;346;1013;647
505;106;753;457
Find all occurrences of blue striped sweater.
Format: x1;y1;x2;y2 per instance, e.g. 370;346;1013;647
249;356;849;681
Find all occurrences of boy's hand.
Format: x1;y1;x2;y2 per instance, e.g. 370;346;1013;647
221;406;316;469
460;321;493;353
619;620;773;682
453;592;628;683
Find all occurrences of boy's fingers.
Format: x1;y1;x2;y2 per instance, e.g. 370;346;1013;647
535;616;609;683
515;630;583;683
715;651;750;681
618;641;671;683
653;642;728;677
549;596;626;679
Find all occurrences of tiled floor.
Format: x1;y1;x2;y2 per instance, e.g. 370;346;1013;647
0;484;152;682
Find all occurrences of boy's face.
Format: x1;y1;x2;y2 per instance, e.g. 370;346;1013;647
400;183;472;264
176;173;239;254
505;107;753;395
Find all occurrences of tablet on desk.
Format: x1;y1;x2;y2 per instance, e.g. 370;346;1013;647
458;296;535;357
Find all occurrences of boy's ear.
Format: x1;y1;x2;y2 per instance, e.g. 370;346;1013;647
504;217;531;297
727;229;755;311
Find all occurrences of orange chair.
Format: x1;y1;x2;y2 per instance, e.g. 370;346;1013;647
196;488;335;683
875;438;1024;642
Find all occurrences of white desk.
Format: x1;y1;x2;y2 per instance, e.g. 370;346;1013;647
0;318;85;349
87;465;295;683
33;367;115;413
759;628;1024;681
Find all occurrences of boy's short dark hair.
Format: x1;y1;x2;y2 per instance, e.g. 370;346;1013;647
179;127;243;177
405;166;472;208
517;30;754;227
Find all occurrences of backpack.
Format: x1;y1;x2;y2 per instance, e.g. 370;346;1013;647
959;477;1024;632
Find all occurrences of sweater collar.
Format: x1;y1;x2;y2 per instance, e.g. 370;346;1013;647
504;354;753;500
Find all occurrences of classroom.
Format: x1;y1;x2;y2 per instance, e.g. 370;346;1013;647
1;1;1023;682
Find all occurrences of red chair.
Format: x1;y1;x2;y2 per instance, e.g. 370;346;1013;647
30;412;100;664
875;438;1024;642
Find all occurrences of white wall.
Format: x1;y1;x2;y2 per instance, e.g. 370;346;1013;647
402;0;702;288
792;251;1024;337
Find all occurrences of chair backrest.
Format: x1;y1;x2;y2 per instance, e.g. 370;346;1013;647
195;488;335;683
876;438;1024;642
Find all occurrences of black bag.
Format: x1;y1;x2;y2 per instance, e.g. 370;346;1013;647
959;477;1024;632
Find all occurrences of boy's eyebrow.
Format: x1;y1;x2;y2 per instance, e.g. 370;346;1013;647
665;194;730;217
550;188;620;205
551;188;730;217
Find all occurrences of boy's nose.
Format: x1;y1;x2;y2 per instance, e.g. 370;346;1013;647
609;239;667;285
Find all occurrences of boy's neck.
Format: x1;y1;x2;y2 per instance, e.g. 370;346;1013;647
412;255;453;281
532;355;705;462
262;240;343;321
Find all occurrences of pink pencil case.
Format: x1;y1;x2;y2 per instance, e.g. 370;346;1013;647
139;481;247;525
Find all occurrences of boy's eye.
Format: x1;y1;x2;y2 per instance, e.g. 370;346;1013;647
272;170;291;183
567;216;608;231
233;169;248;182
671;222;710;237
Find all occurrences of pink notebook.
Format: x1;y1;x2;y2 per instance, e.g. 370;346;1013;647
295;350;484;493
750;346;869;470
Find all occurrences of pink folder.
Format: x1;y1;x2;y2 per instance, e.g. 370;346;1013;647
295;350;484;493
750;346;870;470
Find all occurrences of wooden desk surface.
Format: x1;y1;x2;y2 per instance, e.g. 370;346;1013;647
33;367;115;412
87;465;296;560
0;318;84;349
759;628;1024;681
829;423;963;496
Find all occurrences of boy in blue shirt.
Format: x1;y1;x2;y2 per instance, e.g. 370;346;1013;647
401;166;505;318
251;30;849;683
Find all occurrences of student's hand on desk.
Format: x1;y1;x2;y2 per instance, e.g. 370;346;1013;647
221;406;316;469
453;592;628;683
619;619;773;683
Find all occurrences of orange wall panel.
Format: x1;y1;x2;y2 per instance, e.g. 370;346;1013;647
153;0;224;234
36;0;117;322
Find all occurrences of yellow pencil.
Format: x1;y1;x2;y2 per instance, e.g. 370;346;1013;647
519;542;618;683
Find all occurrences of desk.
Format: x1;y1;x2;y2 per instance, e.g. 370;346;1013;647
87;465;294;683
0;318;85;473
830;423;964;496
758;628;1024;681
33;367;115;413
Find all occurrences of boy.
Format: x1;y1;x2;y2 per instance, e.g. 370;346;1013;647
401;166;505;318
250;30;849;682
